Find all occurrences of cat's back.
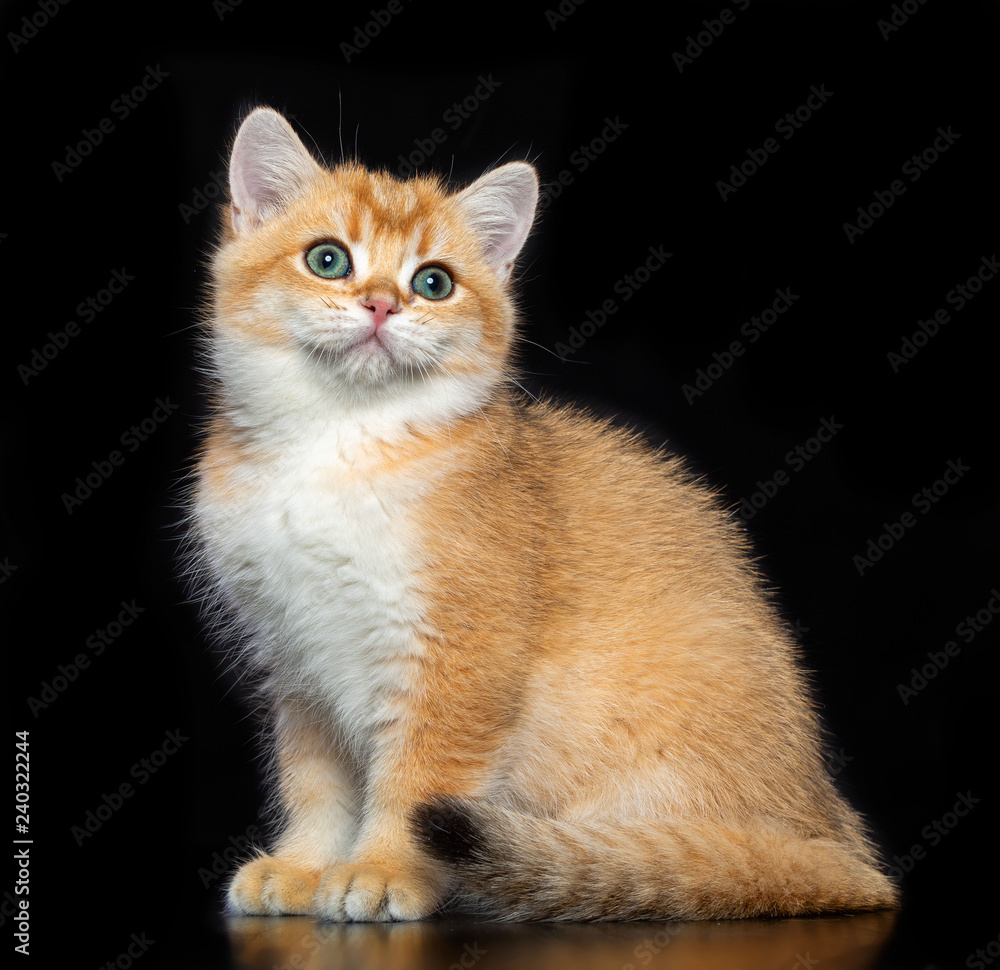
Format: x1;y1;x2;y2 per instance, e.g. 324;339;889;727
418;395;761;607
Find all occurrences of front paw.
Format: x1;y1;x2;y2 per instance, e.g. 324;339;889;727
314;862;441;922
227;854;323;915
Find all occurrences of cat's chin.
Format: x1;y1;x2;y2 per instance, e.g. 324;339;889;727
308;336;426;391
342;339;403;386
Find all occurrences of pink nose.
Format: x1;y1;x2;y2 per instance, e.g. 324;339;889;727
361;297;400;329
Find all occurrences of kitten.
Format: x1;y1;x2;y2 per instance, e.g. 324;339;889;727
187;105;899;922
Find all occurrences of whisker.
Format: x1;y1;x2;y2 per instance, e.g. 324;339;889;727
338;88;344;163
506;377;542;405
518;336;589;364
162;318;208;337
478;410;512;467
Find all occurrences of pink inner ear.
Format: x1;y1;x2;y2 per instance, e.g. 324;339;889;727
457;163;539;280
494;202;535;272
228;163;261;230
229;159;280;229
228;108;321;231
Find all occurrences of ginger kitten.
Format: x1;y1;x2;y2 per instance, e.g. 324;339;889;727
187;106;898;921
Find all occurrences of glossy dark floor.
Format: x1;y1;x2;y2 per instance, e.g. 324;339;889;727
224;911;897;970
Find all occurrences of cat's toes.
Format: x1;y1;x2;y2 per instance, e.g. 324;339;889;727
226;855;323;915
314;863;439;922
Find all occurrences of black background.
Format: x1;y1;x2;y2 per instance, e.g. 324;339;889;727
4;1;998;967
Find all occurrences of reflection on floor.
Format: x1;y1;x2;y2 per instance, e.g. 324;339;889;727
226;910;897;970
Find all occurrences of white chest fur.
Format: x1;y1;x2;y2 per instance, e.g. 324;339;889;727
193;426;427;740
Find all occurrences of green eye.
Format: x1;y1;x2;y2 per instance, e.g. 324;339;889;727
305;243;351;279
412;265;453;300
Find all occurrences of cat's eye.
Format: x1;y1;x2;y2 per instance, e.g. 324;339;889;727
412;265;453;301
305;243;351;280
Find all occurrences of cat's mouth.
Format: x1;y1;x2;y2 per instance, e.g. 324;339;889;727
360;324;392;351
307;318;420;386
310;319;395;357
349;323;398;363
305;308;450;387
353;337;396;373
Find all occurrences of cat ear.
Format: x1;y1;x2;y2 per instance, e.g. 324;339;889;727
228;107;323;234
455;162;538;281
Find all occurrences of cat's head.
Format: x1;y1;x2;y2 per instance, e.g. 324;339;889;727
210;106;537;423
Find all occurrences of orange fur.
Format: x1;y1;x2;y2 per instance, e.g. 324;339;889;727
188;107;898;922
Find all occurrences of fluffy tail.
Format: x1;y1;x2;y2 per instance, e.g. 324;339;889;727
412;798;899;921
